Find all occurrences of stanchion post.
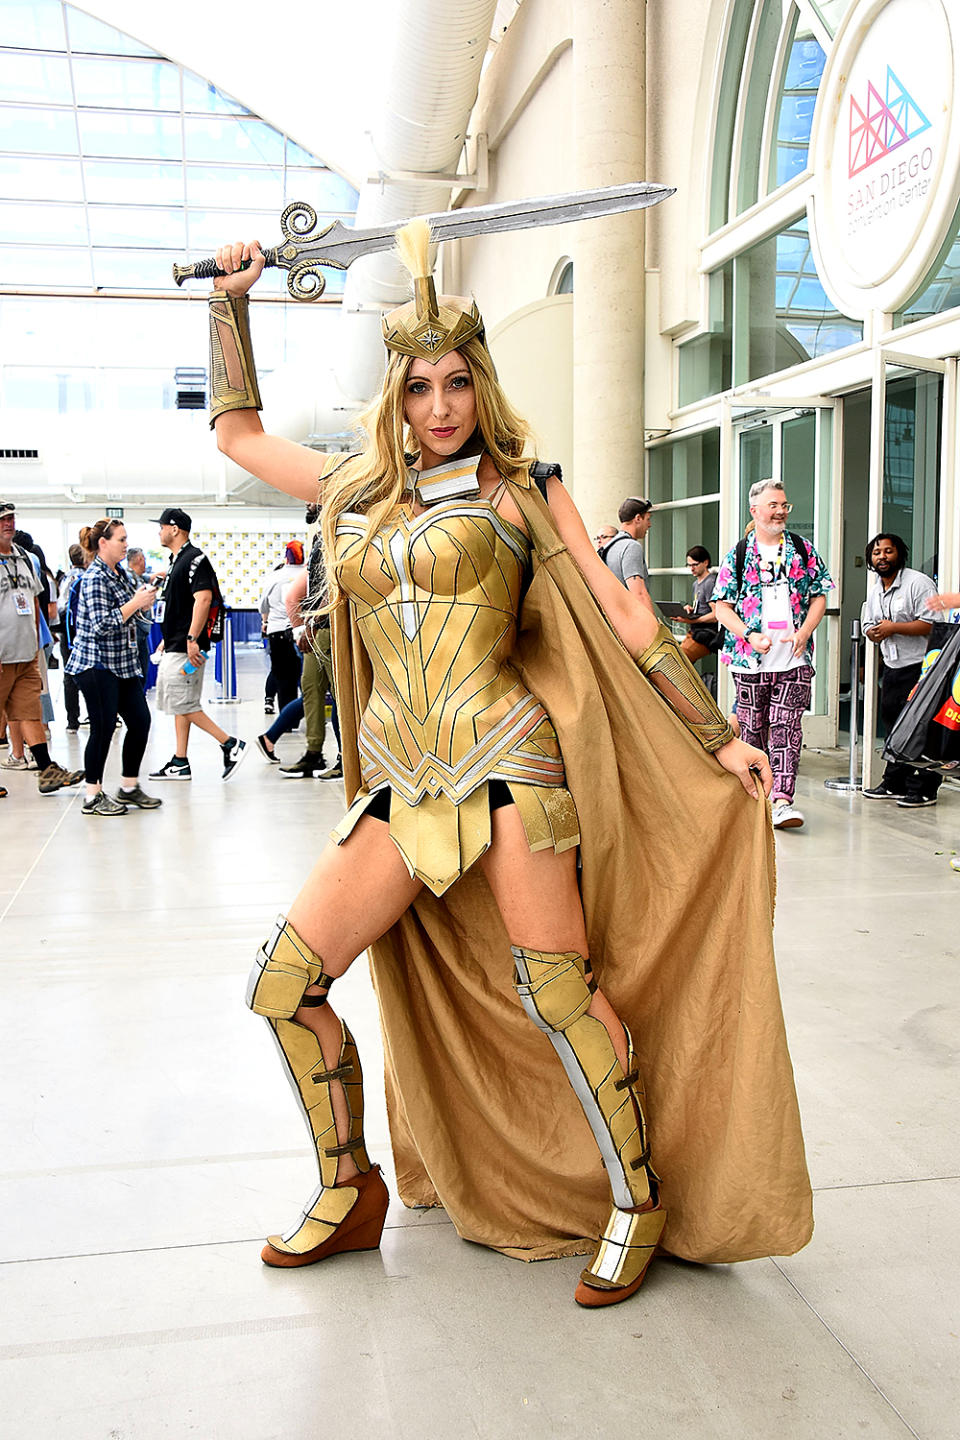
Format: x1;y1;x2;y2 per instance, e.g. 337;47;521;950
825;619;863;792
211;608;240;705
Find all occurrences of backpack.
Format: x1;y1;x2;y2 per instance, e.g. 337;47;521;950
733;531;810;592
181;551;225;646
64;567;83;647
599;533;631;564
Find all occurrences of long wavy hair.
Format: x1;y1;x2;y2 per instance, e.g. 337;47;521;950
317;223;534;610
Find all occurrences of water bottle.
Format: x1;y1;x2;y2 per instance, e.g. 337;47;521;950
181;650;209;676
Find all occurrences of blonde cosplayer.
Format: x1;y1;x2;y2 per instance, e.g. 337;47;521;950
206;215;809;1312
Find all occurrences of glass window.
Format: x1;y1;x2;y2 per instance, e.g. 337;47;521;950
0;53;73;106
88;205;185;247
678;265;733;406
649;429;721;506
181;72;249;114
91;249;177;289
769;20;826;190
736;0;783;213
0;156;83;201
0;0;66;50
285;167;359;212
185;164;283;210
554;262;574;295
0;245;92;286
78;110;182;159
0;200;87;244
184;116;285;166
72;56;182;111
0;105;79;154
65;7;159;57
809;1;851;35
84;159;184;206
900;209;960;322
646;502;721;594
709;0;754;231
736;217;861;382
186;208;281;252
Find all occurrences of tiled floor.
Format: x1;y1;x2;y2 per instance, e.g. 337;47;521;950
1;653;957;1439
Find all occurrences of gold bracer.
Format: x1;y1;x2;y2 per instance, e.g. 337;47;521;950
635;621;735;752
208;290;262;428
511;947;656;1211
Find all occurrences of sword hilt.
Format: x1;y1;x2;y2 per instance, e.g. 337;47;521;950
172;248;280;288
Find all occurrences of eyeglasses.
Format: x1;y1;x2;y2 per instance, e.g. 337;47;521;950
760;502;793;514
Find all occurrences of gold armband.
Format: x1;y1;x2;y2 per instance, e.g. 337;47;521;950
208;291;262;428
635;621;735;753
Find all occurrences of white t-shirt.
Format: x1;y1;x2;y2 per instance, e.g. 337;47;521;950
757;542;805;675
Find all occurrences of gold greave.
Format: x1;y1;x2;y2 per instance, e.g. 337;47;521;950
263;1014;372;1257
208;291;262;428
246;914;336;1020
577;1201;667;1297
511;947;655;1210
635;621;735;753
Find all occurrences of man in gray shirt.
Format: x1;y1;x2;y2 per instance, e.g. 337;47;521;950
861;531;939;807
603;497;654;613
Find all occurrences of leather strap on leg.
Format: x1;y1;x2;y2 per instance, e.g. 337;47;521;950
512;946;655;1209
267;1014;371;1192
246;914;336;1019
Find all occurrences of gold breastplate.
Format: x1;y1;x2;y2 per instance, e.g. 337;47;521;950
334;499;564;804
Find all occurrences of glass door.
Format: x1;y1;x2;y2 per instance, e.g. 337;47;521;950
860;359;945;787
722;398;839;743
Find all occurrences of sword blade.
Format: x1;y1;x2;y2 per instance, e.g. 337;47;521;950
299;182;674;268
173;182;674;291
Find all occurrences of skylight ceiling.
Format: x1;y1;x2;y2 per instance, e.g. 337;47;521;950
0;0;358;296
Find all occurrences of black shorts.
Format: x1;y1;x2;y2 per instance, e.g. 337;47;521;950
365;778;514;822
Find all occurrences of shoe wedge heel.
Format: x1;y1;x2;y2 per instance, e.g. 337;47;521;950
261;1164;389;1268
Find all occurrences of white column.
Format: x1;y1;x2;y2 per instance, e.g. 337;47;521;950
572;0;647;535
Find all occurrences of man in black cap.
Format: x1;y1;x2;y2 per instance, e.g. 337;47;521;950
148;508;246;781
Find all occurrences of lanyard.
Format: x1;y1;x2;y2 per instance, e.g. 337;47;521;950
0;551;29;589
758;536;786;586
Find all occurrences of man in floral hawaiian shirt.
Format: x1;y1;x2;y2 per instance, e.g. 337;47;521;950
713;480;834;831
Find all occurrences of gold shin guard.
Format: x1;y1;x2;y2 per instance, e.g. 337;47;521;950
208;291;262;427
511;947;655;1211
247;917;375;1262
263;1014;374;1257
635;621;735;752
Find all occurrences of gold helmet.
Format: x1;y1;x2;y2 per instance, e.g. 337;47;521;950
381;219;484;362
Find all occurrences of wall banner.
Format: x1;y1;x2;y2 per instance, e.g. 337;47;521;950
808;0;960;318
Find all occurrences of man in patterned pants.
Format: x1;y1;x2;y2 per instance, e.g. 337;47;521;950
713;480;834;830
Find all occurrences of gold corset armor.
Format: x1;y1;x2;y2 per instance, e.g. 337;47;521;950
330;495;579;895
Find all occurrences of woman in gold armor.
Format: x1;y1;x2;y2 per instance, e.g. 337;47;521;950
209;222;813;1307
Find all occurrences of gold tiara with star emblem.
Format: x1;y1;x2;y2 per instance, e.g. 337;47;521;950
381;218;484;363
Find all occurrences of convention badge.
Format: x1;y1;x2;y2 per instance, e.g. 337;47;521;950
154;599;165;622
13;589;31;616
766;581;793;638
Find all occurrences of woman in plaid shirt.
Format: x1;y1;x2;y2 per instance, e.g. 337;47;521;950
66;519;162;817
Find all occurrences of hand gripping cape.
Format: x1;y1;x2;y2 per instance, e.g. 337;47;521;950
330;469;814;1263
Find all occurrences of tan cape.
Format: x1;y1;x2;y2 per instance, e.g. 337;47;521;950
330;469;814;1264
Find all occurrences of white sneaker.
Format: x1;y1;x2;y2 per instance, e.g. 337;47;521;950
772;800;804;829
1;754;28;771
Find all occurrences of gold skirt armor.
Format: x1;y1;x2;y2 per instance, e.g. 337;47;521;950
330;473;580;895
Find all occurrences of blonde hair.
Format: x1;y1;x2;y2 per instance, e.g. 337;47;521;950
317;221;534;610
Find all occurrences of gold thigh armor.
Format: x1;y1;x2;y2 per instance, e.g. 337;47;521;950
333;501;580;893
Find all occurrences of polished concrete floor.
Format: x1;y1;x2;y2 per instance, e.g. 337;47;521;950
1;651;957;1440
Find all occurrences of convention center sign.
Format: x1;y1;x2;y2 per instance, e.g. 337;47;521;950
808;0;960;318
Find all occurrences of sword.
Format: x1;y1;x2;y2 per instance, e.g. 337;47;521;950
172;181;674;301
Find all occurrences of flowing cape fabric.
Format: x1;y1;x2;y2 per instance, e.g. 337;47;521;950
330;473;813;1264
